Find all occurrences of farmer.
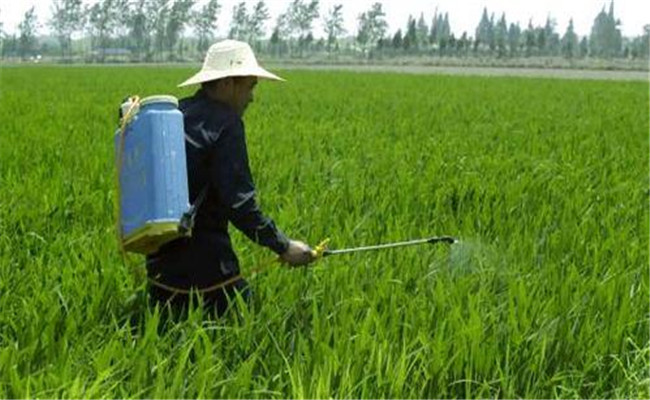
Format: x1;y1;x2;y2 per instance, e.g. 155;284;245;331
146;40;316;316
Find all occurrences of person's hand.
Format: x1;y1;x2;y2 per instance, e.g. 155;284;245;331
280;240;316;267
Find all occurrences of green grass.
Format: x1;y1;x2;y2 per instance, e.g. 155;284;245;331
0;66;648;398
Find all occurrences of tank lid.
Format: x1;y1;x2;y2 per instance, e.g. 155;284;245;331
140;95;179;108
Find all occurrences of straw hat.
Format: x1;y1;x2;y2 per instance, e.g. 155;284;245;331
178;40;284;87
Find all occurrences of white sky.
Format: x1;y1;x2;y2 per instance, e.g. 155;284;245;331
0;0;648;38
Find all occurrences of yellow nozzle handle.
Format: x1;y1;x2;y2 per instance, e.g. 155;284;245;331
311;238;330;259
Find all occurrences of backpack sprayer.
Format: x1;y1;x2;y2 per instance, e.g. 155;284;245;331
115;95;204;255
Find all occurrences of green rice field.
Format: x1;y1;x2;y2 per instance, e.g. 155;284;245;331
0;66;648;398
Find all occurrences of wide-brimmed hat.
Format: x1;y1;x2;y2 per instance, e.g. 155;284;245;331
178;40;284;87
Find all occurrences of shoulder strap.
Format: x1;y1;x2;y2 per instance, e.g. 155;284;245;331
178;185;209;235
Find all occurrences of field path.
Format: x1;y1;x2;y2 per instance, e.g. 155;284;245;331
273;64;649;81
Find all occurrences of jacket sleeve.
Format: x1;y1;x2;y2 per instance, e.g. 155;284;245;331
208;117;290;255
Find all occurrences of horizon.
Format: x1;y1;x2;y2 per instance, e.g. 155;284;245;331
0;0;648;39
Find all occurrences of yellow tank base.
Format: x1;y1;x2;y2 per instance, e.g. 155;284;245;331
122;222;189;255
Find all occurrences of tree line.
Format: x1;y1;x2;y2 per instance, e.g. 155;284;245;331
1;0;648;63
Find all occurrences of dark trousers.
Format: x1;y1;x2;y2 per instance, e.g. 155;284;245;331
148;278;251;319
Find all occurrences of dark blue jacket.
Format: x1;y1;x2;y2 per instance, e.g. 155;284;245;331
146;89;289;289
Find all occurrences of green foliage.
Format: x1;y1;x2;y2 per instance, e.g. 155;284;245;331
248;1;271;47
495;14;508;58
561;19;579;58
589;0;622;58
228;2;249;41
415;13;429;49
475;8;494;52
323;4;345;51
628;25;650;59
0;67;648;398
402;16;417;52
227;0;270;49
17;6;39;59
429;11;453;52
165;0;195;57
507;22;521;57
48;0;84;59
279;0;319;43
4;1;649;63
356;2;388;54
194;0;221;53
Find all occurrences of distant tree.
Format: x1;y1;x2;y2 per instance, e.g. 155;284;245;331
0;8;5;58
442;14;451;43
248;1;271;49
302;31;314;51
579;36;589;57
402;15;416;51
127;0;150;61
607;0;623;55
508;22;521;57
429;11;438;45
315;37;325;52
276;0;319;55
18;6;39;60
535;25;547;55
269;26;281;55
112;0;132;51
356;2;388;56
323;4;345;53
416;13;428;50
621;40;630;58
639;24;649;59
430;11;451;53
49;0;83;60
277;12;293;41
523;19;536;56
195;0;220;53
87;1;111;61
544;16;560;55
494;13;508;57
293;0;320;52
229;2;248;41
448;33;456;55
561;18;579;58
457;31;469;56
148;0;170;61
376;35;390;50
269;12;291;56
437;13;451;55
475;7;494;52
165;0;195;59
589;0;622;58
391;29;403;50
2;34;16;59
630;24;649;59
270;26;280;45
274;8;291;40
124;0;169;61
275;6;293;44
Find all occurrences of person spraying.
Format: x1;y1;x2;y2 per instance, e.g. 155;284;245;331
116;40;457;318
145;40;316;316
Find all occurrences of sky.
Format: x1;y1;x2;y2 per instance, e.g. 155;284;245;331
0;0;648;39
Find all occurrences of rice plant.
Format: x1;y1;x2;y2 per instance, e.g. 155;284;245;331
0;66;647;398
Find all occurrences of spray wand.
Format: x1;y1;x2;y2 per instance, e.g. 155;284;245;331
311;236;458;259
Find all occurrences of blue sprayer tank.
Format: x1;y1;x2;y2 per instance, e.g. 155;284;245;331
115;95;191;254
